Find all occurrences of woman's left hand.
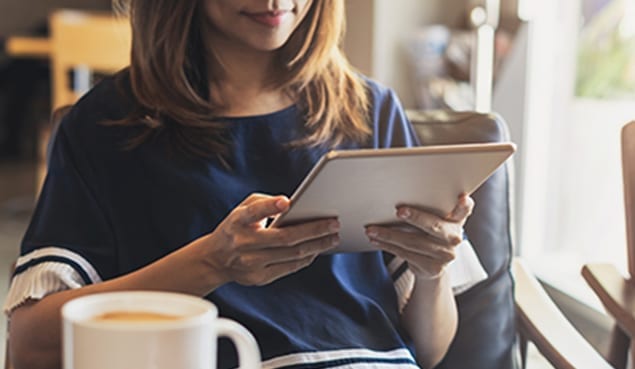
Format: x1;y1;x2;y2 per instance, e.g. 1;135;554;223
366;194;475;279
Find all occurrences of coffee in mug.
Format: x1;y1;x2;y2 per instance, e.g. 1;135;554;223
62;291;261;369
90;311;181;322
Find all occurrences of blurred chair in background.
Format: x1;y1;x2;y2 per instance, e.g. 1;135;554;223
583;120;635;369
49;9;130;110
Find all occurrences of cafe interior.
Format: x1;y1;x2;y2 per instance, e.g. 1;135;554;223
2;0;635;368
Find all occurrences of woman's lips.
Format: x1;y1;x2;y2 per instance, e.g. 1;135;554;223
243;11;289;27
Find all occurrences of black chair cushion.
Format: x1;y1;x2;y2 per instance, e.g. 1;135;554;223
408;111;518;369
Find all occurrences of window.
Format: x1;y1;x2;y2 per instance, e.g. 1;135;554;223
519;0;635;309
576;0;635;99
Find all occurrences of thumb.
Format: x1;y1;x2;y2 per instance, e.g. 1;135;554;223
236;195;290;225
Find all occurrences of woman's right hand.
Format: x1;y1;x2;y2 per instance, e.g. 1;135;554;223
198;193;340;286
8;193;337;369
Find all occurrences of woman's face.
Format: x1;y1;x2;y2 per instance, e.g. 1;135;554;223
204;0;314;51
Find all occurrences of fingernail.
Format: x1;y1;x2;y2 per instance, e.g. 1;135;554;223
398;208;411;219
329;221;340;232
366;228;378;237
275;197;289;211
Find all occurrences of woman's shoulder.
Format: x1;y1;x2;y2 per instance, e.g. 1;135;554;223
360;76;402;107
56;71;135;150
61;71;133;124
357;76;416;148
358;76;407;123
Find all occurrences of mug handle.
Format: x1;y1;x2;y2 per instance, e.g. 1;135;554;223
216;318;262;369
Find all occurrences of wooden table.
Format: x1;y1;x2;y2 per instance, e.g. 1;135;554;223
5;36;51;59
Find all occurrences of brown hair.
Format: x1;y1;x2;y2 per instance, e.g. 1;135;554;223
113;0;371;159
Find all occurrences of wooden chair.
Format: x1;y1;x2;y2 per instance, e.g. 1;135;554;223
515;259;614;368
35;9;132;193
582;120;635;369
49;9;131;110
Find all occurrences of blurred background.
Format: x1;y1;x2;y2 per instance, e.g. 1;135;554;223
2;0;635;367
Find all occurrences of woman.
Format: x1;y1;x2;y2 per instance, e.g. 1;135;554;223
4;1;487;368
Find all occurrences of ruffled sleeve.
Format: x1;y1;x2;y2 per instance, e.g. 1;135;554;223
3;247;102;314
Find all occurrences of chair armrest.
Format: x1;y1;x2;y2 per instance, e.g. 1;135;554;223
512;259;613;369
582;263;635;337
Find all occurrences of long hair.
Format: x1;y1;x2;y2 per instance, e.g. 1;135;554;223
112;0;371;159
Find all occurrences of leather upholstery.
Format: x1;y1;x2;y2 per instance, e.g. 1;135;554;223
407;110;518;369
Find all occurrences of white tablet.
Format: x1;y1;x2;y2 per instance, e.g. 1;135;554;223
270;142;516;252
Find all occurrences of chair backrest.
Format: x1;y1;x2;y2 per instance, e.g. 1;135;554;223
597;120;635;368
407;110;517;369
599;120;635;368
622;121;635;278
50;9;131;110
581;119;635;368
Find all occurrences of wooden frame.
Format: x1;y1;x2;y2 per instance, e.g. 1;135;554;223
581;120;635;369
49;9;131;110
5;37;51;59
515;259;613;368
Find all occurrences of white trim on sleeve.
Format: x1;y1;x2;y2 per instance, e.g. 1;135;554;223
13;247;102;284
3;247;102;315
262;348;418;369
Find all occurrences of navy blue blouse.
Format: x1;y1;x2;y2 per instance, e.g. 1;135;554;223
13;73;425;369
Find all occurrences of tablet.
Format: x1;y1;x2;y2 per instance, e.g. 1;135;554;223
270;142;516;253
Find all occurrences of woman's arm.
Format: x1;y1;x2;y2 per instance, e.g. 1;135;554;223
366;194;473;368
9;238;228;369
9;194;339;369
401;272;457;369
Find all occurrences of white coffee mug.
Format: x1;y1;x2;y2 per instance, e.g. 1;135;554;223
62;291;261;369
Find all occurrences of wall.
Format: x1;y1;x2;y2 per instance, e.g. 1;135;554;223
0;0;111;35
342;0;374;77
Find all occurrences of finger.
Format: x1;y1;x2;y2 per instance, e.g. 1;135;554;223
234;235;337;267
372;240;448;278
263;218;340;248
240;193;277;205
234;195;290;225
395;208;463;245
257;234;339;264
234;236;340;269
260;254;318;284
447;194;475;223
366;226;457;262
